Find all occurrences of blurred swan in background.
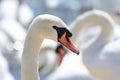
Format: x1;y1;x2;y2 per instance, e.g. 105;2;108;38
48;48;94;80
0;21;23;80
0;21;22;80
17;1;34;27
37;39;94;80
0;29;9;49
21;14;78;80
114;24;120;40
0;51;14;80
38;39;58;80
70;11;120;47
71;10;120;80
0;0;26;41
0;1;26;80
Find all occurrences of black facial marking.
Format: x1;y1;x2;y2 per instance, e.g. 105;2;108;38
52;26;72;41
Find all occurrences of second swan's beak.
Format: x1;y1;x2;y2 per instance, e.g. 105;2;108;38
58;52;65;65
58;33;79;55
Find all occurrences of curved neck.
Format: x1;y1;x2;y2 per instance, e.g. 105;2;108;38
21;31;43;80
21;14;66;80
21;27;56;80
70;11;114;51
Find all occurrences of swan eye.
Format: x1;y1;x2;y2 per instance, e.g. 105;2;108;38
66;30;72;37
52;26;72;39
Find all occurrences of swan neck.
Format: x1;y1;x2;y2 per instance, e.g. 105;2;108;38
21;32;43;80
70;11;114;64
71;11;114;49
21;14;67;80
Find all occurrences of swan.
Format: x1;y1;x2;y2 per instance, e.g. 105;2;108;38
48;51;94;80
70;10;120;80
38;39;59;79
32;29;91;80
17;2;34;27
114;24;120;40
0;0;26;41
0;22;24;80
71;12;120;46
37;38;93;80
21;14;79;80
0;51;14;80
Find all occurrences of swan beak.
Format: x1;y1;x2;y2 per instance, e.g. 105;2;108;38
59;52;66;65
58;33;79;55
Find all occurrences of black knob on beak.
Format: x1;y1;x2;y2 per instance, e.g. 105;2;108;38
53;26;58;29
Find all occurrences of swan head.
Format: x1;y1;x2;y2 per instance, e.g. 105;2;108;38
56;44;67;65
53;26;79;55
30;14;79;54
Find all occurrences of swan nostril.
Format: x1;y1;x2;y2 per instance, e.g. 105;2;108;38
53;26;58;29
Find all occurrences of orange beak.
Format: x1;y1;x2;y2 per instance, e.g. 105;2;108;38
58;33;79;55
58;48;66;65
58;53;65;65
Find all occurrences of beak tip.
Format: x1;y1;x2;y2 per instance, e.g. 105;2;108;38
76;51;80;55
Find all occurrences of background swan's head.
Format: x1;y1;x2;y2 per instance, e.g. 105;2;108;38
29;14;79;54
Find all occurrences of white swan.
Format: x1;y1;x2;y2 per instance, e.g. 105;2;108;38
48;51;94;80
17;2;34;27
70;10;120;80
35;33;92;80
0;1;26;80
0;23;23;80
0;52;14;80
70;12;120;47
21;14;79;80
36;38;93;80
1;0;26;41
114;24;120;40
38;39;59;79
